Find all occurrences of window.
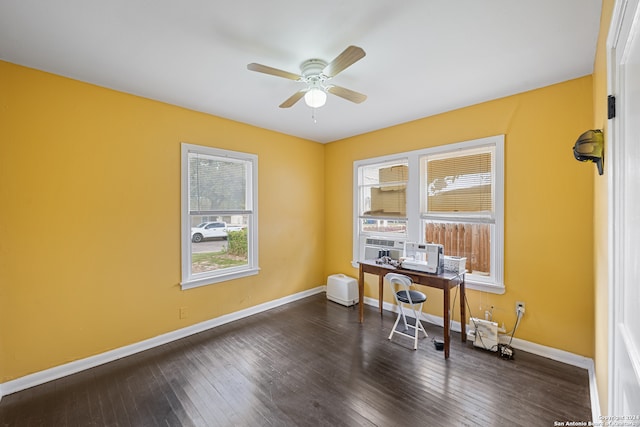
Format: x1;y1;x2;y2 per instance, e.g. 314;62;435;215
353;135;504;293
181;143;258;290
354;158;409;261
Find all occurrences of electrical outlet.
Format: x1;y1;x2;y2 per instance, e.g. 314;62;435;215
516;301;525;315
179;307;188;319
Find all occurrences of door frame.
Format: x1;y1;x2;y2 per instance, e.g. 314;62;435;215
607;0;640;416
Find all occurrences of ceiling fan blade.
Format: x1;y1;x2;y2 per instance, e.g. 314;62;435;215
247;63;302;81
327;85;367;104
322;46;366;78
279;90;307;108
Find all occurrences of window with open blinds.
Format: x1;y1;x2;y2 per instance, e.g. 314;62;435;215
181;143;259;290
420;144;498;281
353;135;504;293
359;160;408;219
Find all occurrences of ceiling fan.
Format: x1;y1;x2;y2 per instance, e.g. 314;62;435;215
247;45;367;109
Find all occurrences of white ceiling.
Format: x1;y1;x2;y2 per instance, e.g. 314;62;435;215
0;1;602;143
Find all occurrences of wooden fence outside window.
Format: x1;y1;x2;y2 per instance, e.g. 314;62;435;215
425;222;490;275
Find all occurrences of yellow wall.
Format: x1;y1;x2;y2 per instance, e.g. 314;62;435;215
593;0;615;414
0;60;326;382
0;57;599;385
325;76;596;357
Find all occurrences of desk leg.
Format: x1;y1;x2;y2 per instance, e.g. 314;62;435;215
378;274;384;316
358;264;365;323
443;285;450;359
460;277;466;343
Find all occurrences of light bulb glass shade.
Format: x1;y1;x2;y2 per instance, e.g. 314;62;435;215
304;88;327;108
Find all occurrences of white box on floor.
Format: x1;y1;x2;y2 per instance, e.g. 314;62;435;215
326;274;358;306
469;317;499;352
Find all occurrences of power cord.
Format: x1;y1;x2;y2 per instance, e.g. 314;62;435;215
498;309;522;359
450;283;459;332
431;280;460;349
450;284;524;358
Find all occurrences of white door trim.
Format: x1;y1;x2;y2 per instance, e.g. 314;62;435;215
607;0;640;416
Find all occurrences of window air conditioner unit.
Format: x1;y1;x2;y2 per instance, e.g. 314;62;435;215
361;237;405;260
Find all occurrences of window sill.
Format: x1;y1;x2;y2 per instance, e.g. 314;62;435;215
181;267;260;290
465;279;505;294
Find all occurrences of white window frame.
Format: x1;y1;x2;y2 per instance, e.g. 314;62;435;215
180;143;259;290
353;135;505;294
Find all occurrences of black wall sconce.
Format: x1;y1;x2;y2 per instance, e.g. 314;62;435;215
573;129;604;175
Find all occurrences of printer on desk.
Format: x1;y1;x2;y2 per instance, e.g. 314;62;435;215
401;242;444;274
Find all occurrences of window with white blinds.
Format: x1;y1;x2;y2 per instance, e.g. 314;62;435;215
353;135;505;293
422;145;495;220
181;143;259;290
420;143;501;287
189;152;249;215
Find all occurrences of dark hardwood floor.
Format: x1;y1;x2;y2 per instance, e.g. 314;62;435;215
0;293;591;426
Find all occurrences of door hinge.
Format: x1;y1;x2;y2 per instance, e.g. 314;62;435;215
608;95;616;119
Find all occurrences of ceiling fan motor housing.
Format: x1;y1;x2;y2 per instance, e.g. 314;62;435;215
301;59;328;79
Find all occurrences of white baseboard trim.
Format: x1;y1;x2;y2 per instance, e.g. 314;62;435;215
587;360;601;422
367;297;593;366
1;289;602;422
0;286;325;399
366;297;601;420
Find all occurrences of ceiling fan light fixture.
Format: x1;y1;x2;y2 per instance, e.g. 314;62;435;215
304;88;327;108
248;46;366;109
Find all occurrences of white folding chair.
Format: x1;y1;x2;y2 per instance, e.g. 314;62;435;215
386;273;429;350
